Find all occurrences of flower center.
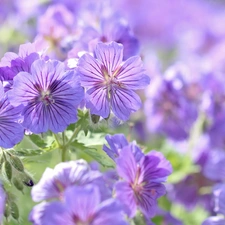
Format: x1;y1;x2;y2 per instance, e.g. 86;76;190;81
40;90;55;106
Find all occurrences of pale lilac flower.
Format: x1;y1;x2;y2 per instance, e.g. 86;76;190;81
77;41;150;120
29;184;128;225
0;42;43;82
31;160;101;202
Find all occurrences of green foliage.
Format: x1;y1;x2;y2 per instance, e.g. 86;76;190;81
70;131;115;168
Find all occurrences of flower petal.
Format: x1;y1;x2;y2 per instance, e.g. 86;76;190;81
110;87;141;121
116;145;137;183
31;59;65;89
93;198;128;225
136;182;165;218
78;53;105;86
8;71;38;106
94;42;123;75
103;133;129;161
115;181;137;218
29;202;72;225
86;86;110;118
65;185;100;222
116;56;150;89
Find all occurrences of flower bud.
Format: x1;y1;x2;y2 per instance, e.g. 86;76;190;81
10;202;19;220
9;155;24;172
2;161;12;181
12;177;24;192
91;114;100;124
4;203;10;218
20;172;34;187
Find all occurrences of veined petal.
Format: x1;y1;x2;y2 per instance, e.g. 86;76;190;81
86;86;110;118
93;199;128;225
116;145;137;183
0;97;24;148
22;102;49;133
139;154;172;183
29;202;72;225
31;59;65;90
137;182;165;218
31;168;60;202
0;120;24;148
116;56;150;89
115;181;137;218
110;87;141;121
47;102;78;133
103;134;129;161
78;53;105;86
8;71;38;106
51;70;84;106
65;185;100;222
95;42;123;75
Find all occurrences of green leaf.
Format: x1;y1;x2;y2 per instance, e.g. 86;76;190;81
70;140;115;168
8;149;44;157
76;131;107;146
29;134;47;148
12;134;57;157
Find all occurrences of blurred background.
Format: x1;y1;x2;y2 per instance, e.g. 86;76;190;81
2;0;225;224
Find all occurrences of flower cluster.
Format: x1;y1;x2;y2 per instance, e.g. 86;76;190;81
29;135;172;224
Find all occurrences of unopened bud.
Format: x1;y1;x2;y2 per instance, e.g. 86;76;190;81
91;114;100;124
21;172;34;187
12;178;24;192
4;203;10;218
9;155;24;172
10;202;19;220
2;161;12;181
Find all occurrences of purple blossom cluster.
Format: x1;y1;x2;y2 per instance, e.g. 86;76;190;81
0;39;149;148
1;0;225;224
29;135;172;225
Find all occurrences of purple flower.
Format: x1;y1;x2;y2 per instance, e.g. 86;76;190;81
77;41;150;120
0;83;24;148
8;59;84;133
31;160;101;202
115;145;172;218
0;42;41;81
144;66;198;140
202;216;225;225
69;16;139;60
29;184;128;225
38;4;76;41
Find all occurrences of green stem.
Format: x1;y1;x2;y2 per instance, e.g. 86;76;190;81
61;145;67;162
53;133;62;148
65;126;81;147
